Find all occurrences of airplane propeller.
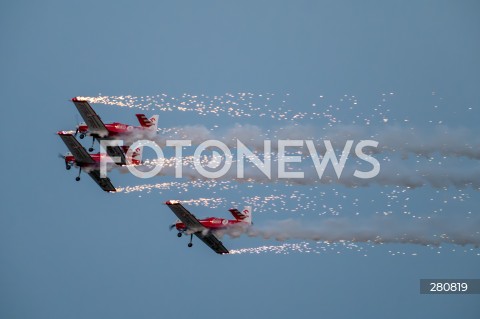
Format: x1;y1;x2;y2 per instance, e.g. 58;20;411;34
58;153;72;170
169;224;176;231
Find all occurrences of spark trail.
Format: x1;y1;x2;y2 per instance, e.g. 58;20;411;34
82;91;480;256
227;216;480;255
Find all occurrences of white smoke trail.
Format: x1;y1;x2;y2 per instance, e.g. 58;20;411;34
219;217;480;247
111;122;480;164
333;125;478;159
127;154;480;189
82;127;480;189
147;124;480;160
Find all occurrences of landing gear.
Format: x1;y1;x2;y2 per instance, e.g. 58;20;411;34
187;234;193;248
79;133;85;139
66;165;71;170
177;233;182;238
76;167;82;182
88;138;95;152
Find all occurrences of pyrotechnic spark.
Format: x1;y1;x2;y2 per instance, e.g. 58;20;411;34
74;91;480;256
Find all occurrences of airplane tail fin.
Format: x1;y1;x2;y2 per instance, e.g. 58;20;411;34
242;206;252;224
228;206;252;224
123;146;143;165
136;114;159;131
149;115;159;131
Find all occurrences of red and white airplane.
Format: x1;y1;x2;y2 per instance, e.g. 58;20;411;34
165;200;253;254
58;131;143;192
71;97;158;164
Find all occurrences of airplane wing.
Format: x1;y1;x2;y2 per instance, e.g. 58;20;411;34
87;170;116;192
72;97;109;137
101;138;127;165
165;201;229;254
71;98;126;165
58;132;95;165
166;201;205;232
58;132;116;192
194;231;229;255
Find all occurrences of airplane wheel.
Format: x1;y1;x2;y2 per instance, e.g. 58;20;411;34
188;243;193;248
79;134;85;139
88;148;94;152
177;233;182;238
75;177;80;181
66;166;71;170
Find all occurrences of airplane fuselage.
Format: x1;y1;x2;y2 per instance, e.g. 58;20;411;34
78;122;147;137
64;153;105;168
175;217;244;231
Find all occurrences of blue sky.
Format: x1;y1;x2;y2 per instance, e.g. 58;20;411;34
1;1;479;318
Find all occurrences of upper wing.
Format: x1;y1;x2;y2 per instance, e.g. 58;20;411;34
72;98;109;137
87;170;116;192
165;201;229;254
58;132;95;165
194;231;229;255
